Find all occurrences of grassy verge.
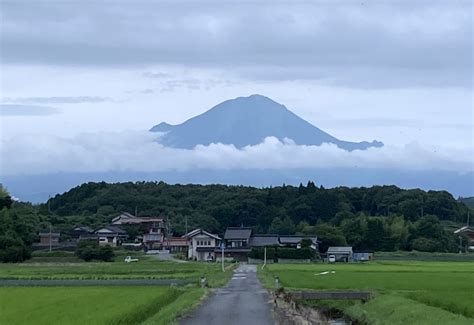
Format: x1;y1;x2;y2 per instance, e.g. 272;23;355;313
141;288;207;325
344;294;473;325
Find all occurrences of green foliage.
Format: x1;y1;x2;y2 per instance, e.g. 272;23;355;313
248;247;276;259
277;247;313;259
38;182;469;253
75;240;115;262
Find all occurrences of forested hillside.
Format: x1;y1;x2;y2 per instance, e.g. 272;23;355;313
41;182;472;253
460;197;474;208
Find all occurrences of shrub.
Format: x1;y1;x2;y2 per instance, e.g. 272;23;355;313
277;247;313;259
248;247;276;259
75;240;115;262
0;235;30;263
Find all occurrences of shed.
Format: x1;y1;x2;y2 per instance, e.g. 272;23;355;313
327;246;353;262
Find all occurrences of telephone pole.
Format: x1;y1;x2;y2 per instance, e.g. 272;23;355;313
49;224;52;253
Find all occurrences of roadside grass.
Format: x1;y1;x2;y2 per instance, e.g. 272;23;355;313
260;261;474;323
0;286;182;325
344;294;473;325
141;287;207;325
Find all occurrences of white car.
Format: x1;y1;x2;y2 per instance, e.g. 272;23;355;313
328;255;336;263
124;256;139;263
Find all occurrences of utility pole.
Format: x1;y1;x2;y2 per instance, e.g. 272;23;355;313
49;224;52;253
221;242;225;272
185;215;188;235
262;247;267;270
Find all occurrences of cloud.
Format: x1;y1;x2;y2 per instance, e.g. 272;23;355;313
0;104;59;116
2;96;111;104
1;1;471;88
143;72;171;79
1;131;472;176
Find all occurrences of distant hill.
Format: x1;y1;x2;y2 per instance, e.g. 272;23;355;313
150;94;383;151
460;197;474;208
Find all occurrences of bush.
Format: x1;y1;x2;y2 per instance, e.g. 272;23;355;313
277;247;314;259
248;247;276;260
75;240;115;262
0;235;31;263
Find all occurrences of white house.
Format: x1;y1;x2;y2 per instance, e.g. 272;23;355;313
183;228;221;261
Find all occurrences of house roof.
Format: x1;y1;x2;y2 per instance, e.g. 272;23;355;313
95;225;127;235
111;212;164;225
183;228;221;240
72;226;94;233
454;226;474;234
167;237;188;246
279;235;318;245
327;246;353;254
224;227;252;240
38;232;60;237
249;234;279;246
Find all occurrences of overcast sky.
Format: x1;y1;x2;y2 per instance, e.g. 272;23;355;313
0;0;473;177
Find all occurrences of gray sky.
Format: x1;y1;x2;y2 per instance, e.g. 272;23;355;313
0;0;473;176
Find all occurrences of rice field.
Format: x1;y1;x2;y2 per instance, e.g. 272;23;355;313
260;261;474;324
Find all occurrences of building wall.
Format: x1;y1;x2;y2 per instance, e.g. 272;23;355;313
188;234;218;261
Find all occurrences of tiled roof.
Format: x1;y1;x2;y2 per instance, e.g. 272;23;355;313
279;235;317;245
224;227;252;240
183;228;221;240
249;234;279;246
327;246;353;254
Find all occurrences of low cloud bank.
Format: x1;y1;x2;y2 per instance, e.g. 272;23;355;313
1;131;472;176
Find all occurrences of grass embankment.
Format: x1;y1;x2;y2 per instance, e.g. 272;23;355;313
260;261;474;324
0;286;205;325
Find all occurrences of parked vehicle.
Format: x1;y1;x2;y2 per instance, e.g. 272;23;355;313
328;255;336;263
124;256;139;263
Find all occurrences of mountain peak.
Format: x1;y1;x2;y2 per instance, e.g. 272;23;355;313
150;95;383;151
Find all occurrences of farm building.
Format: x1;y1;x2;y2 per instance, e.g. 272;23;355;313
353;251;374;262
327;246;353;262
166;237;188;253
454;226;474;250
38;231;60;247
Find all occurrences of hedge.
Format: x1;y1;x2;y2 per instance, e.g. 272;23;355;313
248;247;313;260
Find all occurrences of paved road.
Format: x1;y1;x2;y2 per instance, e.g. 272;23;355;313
0;279;194;286
180;264;275;325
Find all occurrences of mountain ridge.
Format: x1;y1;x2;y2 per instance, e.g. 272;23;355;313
150;94;383;151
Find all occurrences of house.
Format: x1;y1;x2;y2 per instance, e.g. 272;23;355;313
222;227;253;261
353;251;374;262
71;226;94;239
183;228;221;261
248;234;279;247
279;235;318;250
38;231;60;246
327;246;353;262
95;226;128;247
165;237;188;253
220;227;320;261
111;212;168;249
454;226;474;250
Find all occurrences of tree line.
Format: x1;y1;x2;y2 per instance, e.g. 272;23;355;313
39;181;472;253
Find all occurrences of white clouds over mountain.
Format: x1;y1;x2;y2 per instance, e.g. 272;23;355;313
1;131;472;176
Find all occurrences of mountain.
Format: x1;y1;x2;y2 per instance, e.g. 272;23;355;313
150;94;383;151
